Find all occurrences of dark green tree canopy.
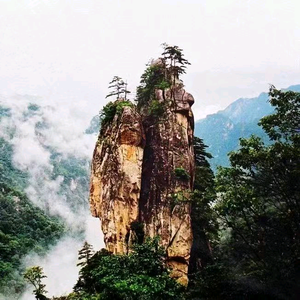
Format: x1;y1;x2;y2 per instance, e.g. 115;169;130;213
77;242;94;268
189;137;216;276
73;238;184;300
259;85;300;142
213;86;300;299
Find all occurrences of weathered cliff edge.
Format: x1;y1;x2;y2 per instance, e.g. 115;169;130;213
90;86;195;285
90;105;145;254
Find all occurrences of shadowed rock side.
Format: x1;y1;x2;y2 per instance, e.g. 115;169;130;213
139;86;195;285
89;105;145;254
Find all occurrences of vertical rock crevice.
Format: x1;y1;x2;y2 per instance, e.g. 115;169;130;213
139;86;195;285
89;69;196;286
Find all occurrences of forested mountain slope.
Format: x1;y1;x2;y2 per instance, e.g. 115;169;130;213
0;97;97;298
194;84;300;169
0;136;65;295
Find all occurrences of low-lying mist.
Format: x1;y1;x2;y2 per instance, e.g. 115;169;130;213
20;217;103;299
0;94;104;299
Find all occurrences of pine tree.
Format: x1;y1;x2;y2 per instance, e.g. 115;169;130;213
77;241;95;268
161;43;190;84
189;137;216;275
105;76;131;100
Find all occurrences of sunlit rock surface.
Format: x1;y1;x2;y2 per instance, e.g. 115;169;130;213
90;86;195;285
89;104;145;254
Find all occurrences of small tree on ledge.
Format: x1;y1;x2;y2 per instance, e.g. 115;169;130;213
105;76;131;100
77;241;95;268
24;266;48;300
161;43;191;84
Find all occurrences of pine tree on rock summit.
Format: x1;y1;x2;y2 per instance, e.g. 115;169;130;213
105;76;131;100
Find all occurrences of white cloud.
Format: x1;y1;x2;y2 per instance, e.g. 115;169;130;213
0;94;103;298
20;217;103;299
21;236;83;299
0;0;299;118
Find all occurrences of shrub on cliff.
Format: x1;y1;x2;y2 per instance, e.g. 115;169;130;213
105;76;130;100
136;64;167;109
174;167;190;181
99;100;133;127
73;237;184;300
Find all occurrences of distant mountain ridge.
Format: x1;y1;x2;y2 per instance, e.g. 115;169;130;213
219;92;272;124
194;84;300;170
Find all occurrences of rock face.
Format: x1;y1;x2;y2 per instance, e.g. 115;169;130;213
89;87;195;285
139;86;195;285
90;104;145;254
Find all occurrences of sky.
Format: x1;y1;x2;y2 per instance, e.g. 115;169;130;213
0;0;299;120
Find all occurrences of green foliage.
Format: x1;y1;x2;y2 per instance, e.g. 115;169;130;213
192;137;216;237
259;85;300;141
52;293;101;300
148;99;165;116
136;44;190;113
136;64;167;108
99;101;117;126
0;138;64;296
77;242;94;268
156;79;171;91
161;43;190;81
174;167;190;181
73;238;184;300
210;86;300;298
24;266;48;300
115;100;133;114
0;137;28;190
188;137;216;279
193;137;213;169
187;263;237;300
0;185;64;294
99;100;133;127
